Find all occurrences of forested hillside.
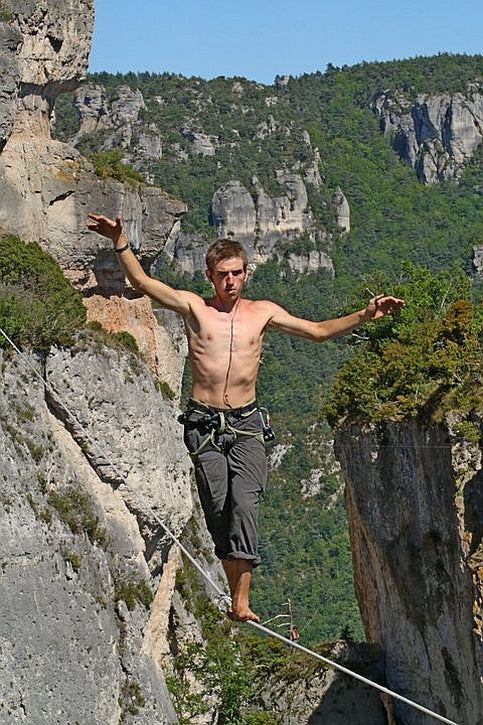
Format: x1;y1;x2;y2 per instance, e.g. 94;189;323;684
54;54;483;644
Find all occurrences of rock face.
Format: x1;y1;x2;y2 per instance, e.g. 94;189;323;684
332;186;350;233
473;245;483;275
211;175;334;275
72;84;163;165
372;87;483;184
0;0;185;275
211;173;311;253
0;0;187;380
0;0;93;148
211;180;257;242
334;418;483;725
0;5;198;723
252;643;387;725
0;344;192;724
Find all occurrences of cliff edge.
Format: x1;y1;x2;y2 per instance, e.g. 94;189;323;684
335;417;483;724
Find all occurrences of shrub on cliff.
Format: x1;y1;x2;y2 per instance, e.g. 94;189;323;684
325;263;483;426
0;235;86;350
88;149;144;184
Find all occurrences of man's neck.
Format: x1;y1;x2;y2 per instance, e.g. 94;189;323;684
211;295;242;314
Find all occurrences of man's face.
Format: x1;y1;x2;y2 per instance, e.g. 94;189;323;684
206;257;247;301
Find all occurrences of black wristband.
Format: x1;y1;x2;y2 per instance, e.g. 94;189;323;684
114;242;130;253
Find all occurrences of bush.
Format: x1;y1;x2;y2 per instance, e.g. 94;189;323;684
0;236;86;350
48;485;108;547
114;574;154;610
88;149;144;184
325;265;483;426
111;330;139;353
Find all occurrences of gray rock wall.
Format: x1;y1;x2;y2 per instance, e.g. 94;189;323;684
210;176;335;275
0;4;218;723
0;0;94;144
0;341;194;724
251;643;387;725
0;133;186;282
372;87;483;184
335;418;483;725
69;83;338;276
0;0;185;285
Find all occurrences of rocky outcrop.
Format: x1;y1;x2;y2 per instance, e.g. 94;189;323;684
0;343;193;723
212;173;311;249
0;1;185;274
252;642;386;725
334;418;483;725
473;245;483;275
0;0;93;148
68;81;337;276
332;186;350;233
0;0;187;379
211;179;257;242
0;136;185;268
372;87;483;184
285;249;334;276
162;231;209;276
254;171;310;243
0;5;197;723
210;174;335;274
72;84;163;165
181;125;217;156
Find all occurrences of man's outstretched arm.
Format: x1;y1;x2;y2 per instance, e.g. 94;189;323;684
267;294;405;342
87;214;192;316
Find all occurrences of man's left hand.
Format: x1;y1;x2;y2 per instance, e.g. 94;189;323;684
364;294;405;321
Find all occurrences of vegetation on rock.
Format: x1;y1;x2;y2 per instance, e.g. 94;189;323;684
326;263;483;426
0;236;86;349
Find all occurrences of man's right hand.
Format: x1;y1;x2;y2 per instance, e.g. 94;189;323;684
87;213;123;243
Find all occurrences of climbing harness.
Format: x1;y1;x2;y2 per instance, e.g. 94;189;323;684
178;399;274;459
0;326;460;725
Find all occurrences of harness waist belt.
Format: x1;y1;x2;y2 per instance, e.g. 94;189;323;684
187;398;258;417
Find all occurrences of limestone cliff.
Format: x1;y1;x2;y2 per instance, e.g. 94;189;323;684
334;417;483;724
0;0;187;384
372;86;483;184
0;342;192;723
61;81;340;276
0;3;197;723
0;0;93;148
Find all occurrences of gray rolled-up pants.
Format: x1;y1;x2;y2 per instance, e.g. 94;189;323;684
182;398;267;567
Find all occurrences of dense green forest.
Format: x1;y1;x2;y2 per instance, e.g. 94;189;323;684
52;54;483;644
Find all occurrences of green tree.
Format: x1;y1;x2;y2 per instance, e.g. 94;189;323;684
325;265;482;426
0;236;86;349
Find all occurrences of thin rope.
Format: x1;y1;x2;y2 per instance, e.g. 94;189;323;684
0;327;460;725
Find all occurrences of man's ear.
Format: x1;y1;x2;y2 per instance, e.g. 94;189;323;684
205;269;213;283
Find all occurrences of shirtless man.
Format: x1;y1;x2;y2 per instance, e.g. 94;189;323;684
87;213;405;622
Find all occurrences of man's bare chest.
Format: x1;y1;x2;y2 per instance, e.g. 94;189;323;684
187;303;267;353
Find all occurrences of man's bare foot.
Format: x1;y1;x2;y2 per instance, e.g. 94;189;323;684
222;559;259;622
227;607;260;623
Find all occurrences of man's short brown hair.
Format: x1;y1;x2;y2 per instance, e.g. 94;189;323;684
205;238;248;273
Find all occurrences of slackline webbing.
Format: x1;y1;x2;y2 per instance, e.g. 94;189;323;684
0;327;460;725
